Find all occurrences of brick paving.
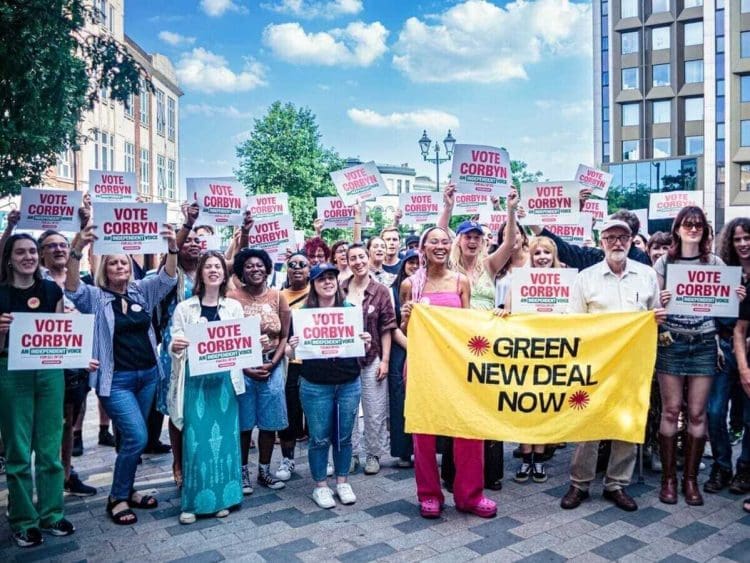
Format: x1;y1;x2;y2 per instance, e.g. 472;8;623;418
0;395;748;562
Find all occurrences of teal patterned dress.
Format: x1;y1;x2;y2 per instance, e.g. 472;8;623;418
181;363;243;515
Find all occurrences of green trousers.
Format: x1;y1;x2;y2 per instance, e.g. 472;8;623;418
0;358;65;532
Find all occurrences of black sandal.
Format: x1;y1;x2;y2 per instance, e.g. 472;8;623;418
128;490;158;509
107;498;137;525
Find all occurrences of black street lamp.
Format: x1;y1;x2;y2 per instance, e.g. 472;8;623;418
418;129;456;192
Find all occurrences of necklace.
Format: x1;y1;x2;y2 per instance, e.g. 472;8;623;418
243;285;268;301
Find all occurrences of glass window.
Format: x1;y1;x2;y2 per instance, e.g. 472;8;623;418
652;0;669;13
622;103;639;126
622;0;638;18
100;131;114;171
652;27;670;50
124;142;135;173
717;36;724;53
653;138;671;158
156;90;165;137
157;155;166;198
124;93;134;119
652;63;670;86
602;71;609;86
622;140;640;161
717;79;724;96
742;76;750;103
139;79;149;126
684;60;703;83
686;135;703;155
56;150;72;179
684;21;703;47
743;0;750;13
684;0;702;6
622;31;638;55
741;165;750;192
717;123;724;140
742;121;750;147
685;97;703;121
653;100;671;123
743;33;750;58
167;97;176;141
140;149;149;194
167;159;176;200
622;67;639;89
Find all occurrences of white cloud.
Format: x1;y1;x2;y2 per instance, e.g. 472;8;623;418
176;48;267;93
347;108;460;130
232;130;252;143
393;0;591;83
534;99;590;118
184;104;253;118
200;0;246;17
262;21;388;66
262;0;363;19
158;31;196;46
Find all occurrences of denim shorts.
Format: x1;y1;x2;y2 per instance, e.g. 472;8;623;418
655;331;717;377
237;362;288;431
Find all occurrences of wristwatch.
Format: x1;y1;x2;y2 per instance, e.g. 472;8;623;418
70;248;84;260
168;247;180;255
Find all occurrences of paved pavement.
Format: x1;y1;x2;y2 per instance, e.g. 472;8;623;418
0;396;748;562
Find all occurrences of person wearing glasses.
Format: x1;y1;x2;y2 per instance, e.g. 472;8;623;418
654;207;746;507
561;220;666;513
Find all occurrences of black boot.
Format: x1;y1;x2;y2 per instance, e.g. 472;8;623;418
729;460;750;495
72;430;83;457
703;464;733;494
99;425;116;447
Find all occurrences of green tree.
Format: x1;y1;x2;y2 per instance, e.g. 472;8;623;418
0;1;146;195
235;101;344;232
511;159;544;189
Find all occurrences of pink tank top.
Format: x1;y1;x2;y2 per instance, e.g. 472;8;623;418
416;274;462;309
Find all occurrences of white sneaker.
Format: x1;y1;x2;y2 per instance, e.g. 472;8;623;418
327;462;335;477
215;509;229;518
275;457;295;481
179;512;196;525
241;465;254;495
312;486;336;509
364;455;380;475
336;483;357;505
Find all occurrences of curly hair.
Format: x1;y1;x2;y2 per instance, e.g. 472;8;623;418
304;237;330;262
717;217;750;266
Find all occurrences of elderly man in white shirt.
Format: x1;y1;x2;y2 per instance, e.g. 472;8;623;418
561;219;666;513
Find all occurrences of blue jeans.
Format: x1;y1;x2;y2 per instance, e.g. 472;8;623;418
99;366;158;499
300;377;361;482
707;339;750;471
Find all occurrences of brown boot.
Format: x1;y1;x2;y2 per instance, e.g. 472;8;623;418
658;433;678;504
682;434;706;506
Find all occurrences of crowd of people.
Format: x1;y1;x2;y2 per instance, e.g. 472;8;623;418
0;185;749;549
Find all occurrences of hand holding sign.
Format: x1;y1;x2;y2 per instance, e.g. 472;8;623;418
0;312;13;336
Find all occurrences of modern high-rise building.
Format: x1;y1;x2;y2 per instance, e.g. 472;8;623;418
594;0;750;232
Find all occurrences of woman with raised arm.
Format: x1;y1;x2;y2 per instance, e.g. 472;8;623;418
400;227;497;520
65;223;178;525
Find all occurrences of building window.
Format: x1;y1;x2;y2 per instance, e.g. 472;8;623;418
685;97;703;121
156;90;165;137
167;159;176;200
621;31;638;55
140;149;149;194
652;27;670;50
56;150;73;179
653;100;671;124
685;135;703;155
622;140;640;161
684;0;702;6
742;76;750;103
622;103;639;126
741;165;750;191
742;121;750;147
652;0;669;13
653;138;671;158
743;0;750;13
167;97;176;141
95;0;107;26
124;142;135;173
396;179;402;193
652;63;670;86
684;60;703;84
139;79;149;126
621;0;638;18
93;131;114;171
743;32;750;58
405;180;410;192
157;155;166;198
124;92;134;119
684;22;703;47
622;67;639;89
108;4;114;33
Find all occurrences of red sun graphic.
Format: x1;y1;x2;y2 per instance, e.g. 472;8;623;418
467;335;490;356
568;390;590;410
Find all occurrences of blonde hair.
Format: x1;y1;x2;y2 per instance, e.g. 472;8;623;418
450;232;488;278
95;254;136;289
528;236;561;269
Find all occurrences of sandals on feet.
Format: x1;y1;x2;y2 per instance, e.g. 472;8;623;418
744;498;750;514
457;497;497;519
128;490;158;509
107;498;137;525
419;498;443;519
173;465;183;489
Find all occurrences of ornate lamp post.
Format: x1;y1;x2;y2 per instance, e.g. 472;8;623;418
418;129;456;191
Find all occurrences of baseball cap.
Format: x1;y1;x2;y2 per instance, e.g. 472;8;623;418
405;235;420;247
600;219;632;235
401;249;419;262
455;220;484;236
309;263;339;281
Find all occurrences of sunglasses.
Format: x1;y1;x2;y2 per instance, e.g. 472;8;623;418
287;261;309;269
681;221;704;231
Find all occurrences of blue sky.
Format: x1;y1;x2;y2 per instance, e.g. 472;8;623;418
125;0;594;189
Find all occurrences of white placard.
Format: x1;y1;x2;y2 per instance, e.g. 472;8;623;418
329;162;387;206
546;212;594;247
582;199;607;225
649;191;703;220
245;215;295;263
89;170;138;202
292;307;364;360
399;192;441;226
188;177;246;226
184;317;262;376
479;209;509;236
575;164;612;198
451;144;511;197
453;193;493;217
511;268;578;314
8;313;94;370
316;196;356;229
520;182;580;225
665;265;741;317
197;234;222;252
246;193;289;220
92;202;167;255
17;187;82;232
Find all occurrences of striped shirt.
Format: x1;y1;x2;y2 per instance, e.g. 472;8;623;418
65;268;177;397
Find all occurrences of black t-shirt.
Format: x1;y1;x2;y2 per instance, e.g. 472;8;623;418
738;279;750;322
0;279;62;353
110;293;156;372
200;304;220;322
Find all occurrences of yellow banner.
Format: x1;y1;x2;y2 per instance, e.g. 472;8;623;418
405;305;657;443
